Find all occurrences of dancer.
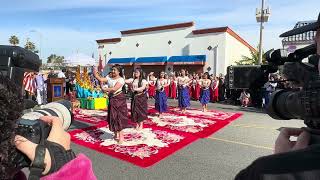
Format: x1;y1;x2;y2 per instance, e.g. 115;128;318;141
199;72;211;112
125;68;148;130
177;69;191;113
213;76;219;102
93;64;128;144
195;74;201;100
169;75;177;99
147;72;157;99
164;74;170;97
155;71;168;118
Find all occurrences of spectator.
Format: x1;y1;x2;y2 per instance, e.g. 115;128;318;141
47;68;57;78
239;89;250;107
35;72;46;105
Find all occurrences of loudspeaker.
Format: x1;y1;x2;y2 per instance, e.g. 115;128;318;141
226;65;264;89
0;45;41;72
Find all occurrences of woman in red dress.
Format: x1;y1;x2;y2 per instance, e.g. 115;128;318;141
164;74;170;97
213;76;219;102
210;75;215;102
188;74;193;98
195;75;201;100
169;75;177;99
147;73;156;98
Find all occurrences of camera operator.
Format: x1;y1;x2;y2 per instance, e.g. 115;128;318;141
235;13;320;180
0;75;96;180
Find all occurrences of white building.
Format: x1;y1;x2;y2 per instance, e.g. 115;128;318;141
282;20;317;53
96;22;255;77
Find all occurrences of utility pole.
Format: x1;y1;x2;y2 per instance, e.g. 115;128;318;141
256;0;271;64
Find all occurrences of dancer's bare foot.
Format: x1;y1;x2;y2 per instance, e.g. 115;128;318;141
138;123;143;131
118;133;124;144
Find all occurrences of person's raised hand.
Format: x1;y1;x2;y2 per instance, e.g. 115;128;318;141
274;127;310;154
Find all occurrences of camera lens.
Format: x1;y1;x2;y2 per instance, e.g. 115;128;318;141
21;100;72;130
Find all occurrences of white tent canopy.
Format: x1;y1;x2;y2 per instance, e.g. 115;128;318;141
64;53;96;66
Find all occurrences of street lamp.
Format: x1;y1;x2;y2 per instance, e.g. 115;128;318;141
256;0;271;64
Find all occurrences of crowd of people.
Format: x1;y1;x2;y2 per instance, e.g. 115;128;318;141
143;71;226;104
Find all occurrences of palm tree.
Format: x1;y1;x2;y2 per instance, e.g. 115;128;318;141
47;54;64;64
9;35;19;46
235;48;266;65
24;39;37;52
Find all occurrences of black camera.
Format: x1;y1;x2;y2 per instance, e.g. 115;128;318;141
14;100;73;169
226;44;320;128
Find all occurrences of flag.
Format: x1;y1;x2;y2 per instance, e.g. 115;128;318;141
23;72;36;94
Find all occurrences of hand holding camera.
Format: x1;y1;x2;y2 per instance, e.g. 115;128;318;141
15;116;71;175
274;128;310;154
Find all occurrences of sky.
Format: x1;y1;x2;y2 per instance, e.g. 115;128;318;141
0;0;318;62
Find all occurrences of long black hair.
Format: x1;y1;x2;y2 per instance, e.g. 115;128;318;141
203;72;209;79
112;64;126;93
133;68;145;88
112;64;124;77
0;75;23;179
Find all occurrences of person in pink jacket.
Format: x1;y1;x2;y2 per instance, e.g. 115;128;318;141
0;74;96;180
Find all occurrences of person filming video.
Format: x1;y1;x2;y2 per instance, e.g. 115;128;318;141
0;74;96;180
235;12;320;180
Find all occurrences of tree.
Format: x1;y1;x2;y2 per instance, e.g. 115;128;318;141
9;35;19;46
24;39;37;53
47;54;64;64
235;48;267;65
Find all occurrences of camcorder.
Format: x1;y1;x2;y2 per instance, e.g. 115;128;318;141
0;46;73;170
226;35;320;143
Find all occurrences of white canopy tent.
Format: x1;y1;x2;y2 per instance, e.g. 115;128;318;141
64;53;96;67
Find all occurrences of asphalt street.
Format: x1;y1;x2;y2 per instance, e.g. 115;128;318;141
70;99;305;180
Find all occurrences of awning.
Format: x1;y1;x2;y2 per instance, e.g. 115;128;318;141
135;56;167;65
167;55;206;65
107;57;135;65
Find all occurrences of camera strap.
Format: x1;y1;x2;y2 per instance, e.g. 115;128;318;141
28;121;47;180
28;144;46;180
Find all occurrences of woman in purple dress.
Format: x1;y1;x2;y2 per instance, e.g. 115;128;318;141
177;69;191;113
93;64;128;144
155;71;168;118
125;68;148;130
199;72;211;112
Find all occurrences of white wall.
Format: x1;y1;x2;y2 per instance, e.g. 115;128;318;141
225;33;252;67
97;26;253;76
105;27;195;59
187;32;227;75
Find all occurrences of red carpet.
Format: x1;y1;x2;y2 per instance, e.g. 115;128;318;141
70;105;242;167
69;124;198;168
73;108;107;125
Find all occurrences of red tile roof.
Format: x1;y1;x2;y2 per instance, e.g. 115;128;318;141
193;27;256;52
120;22;194;35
